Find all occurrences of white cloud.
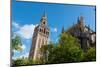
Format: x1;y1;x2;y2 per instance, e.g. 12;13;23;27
12;21;20;29
21;44;26;50
54;28;58;32
13;50;20;53
15;24;38;39
12;21;38;39
51;27;58;33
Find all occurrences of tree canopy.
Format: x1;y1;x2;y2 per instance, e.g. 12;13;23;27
12;32;96;65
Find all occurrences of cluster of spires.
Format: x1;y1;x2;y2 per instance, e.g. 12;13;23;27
40;10;95;34
61;16;95;33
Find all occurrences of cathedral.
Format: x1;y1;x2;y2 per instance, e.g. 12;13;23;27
29;12;50;60
29;13;96;61
63;16;96;51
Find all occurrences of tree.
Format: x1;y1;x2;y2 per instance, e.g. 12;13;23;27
12;35;23;56
40;45;48;64
40;32;84;64
13;57;26;65
58;32;84;62
12;35;23;66
84;47;96;61
13;57;39;66
59;32;80;47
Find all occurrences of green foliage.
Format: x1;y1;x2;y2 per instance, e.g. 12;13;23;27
13;57;39;66
84;47;96;61
12;35;23;56
40;33;84;64
13;57;27;65
40;45;48;64
13;32;96;65
12;35;22;51
59;32;80;47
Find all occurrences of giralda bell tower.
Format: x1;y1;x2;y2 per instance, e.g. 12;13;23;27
29;12;50;60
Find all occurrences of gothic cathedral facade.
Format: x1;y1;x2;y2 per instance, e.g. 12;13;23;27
29;12;50;60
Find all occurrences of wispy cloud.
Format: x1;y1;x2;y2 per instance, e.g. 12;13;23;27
54;28;58;32
12;21;20;29
13;50;20;53
15;24;36;39
12;21;38;39
21;44;26;50
50;27;58;33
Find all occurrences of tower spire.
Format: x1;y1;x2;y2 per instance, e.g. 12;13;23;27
43;9;47;18
40;9;47;26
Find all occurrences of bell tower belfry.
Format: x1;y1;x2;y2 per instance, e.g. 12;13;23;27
40;11;47;26
29;11;50;60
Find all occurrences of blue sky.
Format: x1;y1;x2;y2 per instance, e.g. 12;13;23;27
12;0;96;59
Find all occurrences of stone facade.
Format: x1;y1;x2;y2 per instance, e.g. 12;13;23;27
29;12;50;60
